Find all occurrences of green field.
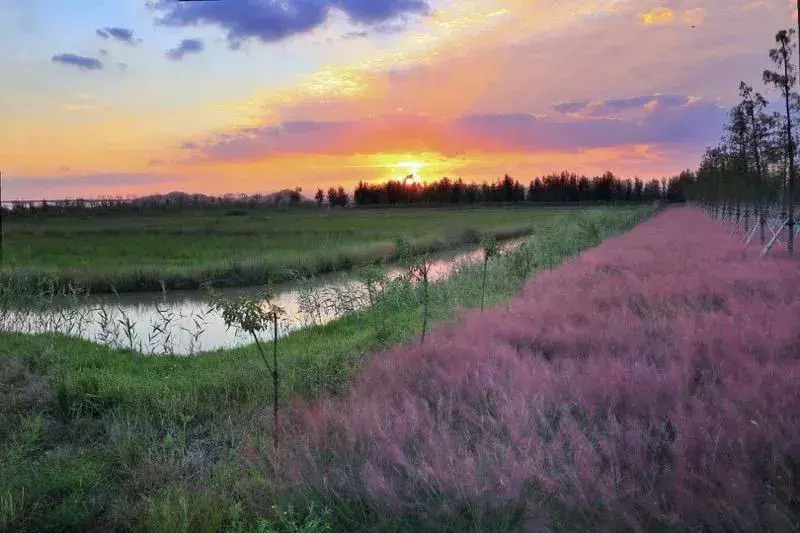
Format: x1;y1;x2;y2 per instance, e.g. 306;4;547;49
2;206;584;293
0;206;657;532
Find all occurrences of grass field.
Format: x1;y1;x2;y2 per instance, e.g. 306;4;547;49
1;206;585;293
280;207;800;532
0;207;657;532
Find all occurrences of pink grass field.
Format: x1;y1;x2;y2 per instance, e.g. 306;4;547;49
267;206;800;531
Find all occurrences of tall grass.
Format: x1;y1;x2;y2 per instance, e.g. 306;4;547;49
357;267;390;342
272;207;800;532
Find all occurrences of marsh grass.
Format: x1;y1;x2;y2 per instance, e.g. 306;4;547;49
394;238;435;343
148;283;178;356
356;267;390;342
0;206;656;532
508;241;537;293
1;207;568;294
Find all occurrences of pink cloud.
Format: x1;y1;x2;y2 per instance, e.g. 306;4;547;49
182;95;726;162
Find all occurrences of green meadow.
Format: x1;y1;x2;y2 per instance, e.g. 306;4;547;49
0;206;657;532
1;206;594;293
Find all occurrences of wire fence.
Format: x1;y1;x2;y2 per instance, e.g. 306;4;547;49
696;200;799;257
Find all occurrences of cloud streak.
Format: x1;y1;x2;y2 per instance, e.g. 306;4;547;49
96;26;140;44
183;95;726;163
2;173;181;200
553;94;694;118
51;53;104;71
166;38;204;61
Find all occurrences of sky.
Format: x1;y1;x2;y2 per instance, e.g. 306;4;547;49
0;0;796;200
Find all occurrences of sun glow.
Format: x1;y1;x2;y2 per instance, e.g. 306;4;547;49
397;160;426;182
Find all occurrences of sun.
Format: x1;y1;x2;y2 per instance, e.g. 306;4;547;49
397;160;425;184
370;153;447;185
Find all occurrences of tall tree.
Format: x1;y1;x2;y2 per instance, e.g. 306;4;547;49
315;188;324;207
764;29;798;254
739;82;771;242
696;146;730;216
326;187;337;207
336;186;349;207
724;103;751;224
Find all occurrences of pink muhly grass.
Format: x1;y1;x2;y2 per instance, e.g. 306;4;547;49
267;207;800;531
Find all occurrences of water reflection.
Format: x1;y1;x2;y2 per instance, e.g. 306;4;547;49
1;240;521;355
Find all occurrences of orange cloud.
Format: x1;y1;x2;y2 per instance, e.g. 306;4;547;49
6;141;703;200
164;142;700;197
640;7;676;26
179;95;724;167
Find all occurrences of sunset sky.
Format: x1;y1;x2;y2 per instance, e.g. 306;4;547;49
1;0;795;200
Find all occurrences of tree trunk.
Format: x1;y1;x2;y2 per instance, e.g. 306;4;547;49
272;315;279;448
481;258;488;312
749;111;766;243
784;63;796;254
421;270;428;344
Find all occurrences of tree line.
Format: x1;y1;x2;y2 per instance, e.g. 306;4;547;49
5;169;695;218
1;189;310;217
689;27;799;253
309;171;695;208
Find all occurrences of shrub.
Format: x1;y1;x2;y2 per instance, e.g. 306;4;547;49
207;286;286;447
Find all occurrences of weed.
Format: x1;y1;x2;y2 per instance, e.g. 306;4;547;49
480;236;500;312
396;238;433;344
357;266;389;341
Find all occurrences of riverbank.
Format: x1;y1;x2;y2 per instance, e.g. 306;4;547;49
0;207;656;532
2;206;586;294
0;237;525;355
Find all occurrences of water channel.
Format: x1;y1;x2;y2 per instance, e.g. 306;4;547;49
0;239;522;355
